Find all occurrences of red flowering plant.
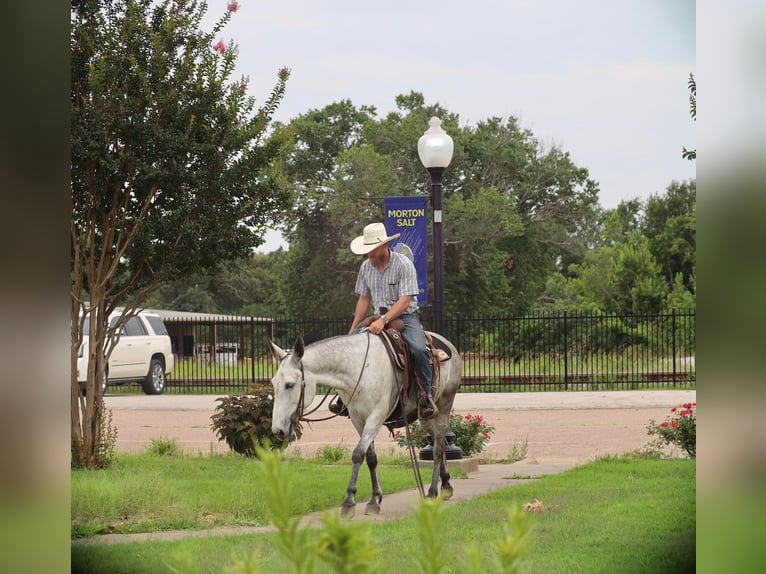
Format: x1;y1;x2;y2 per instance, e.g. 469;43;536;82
647;402;696;458
393;412;495;457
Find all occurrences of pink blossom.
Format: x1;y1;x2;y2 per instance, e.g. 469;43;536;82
227;1;239;12
465;414;471;420
671;420;678;428
660;421;669;428
670;407;677;413
482;432;491;440
213;40;226;54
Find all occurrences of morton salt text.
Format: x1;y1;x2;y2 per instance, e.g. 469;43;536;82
387;208;425;226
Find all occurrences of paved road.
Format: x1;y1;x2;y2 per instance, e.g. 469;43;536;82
105;390;697;465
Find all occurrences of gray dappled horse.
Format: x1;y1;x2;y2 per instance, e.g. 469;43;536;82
268;331;462;518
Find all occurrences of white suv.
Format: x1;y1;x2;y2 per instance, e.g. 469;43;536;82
77;310;175;395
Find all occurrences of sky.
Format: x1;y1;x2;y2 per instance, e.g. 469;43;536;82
206;0;696;251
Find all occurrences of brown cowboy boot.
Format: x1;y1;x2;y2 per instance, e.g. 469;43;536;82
329;396;350;417
418;393;438;419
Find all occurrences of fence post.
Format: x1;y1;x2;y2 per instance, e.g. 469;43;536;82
250;317;255;384
563;311;568;390
672;309;677;387
455;312;461;354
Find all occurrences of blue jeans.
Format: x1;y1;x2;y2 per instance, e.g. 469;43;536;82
352;313;433;394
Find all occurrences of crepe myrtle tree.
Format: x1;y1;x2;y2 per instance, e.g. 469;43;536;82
71;0;292;468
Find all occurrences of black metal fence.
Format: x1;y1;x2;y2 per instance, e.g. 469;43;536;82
157;311;695;394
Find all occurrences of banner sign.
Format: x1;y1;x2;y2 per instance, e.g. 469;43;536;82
384;196;428;308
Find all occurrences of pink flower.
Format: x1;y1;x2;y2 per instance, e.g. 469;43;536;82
683;403;693;409
227;1;239;12
671;420;678;428
482;432;491;440
213;40;226;54
465;414;471;420
670;407;677;413
660;421;669;428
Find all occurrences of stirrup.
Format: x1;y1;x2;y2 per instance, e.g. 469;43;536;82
329;397;348;416
417;393;438;419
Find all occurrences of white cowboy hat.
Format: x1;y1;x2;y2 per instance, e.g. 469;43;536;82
350;222;401;255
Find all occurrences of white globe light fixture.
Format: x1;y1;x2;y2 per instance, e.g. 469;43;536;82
417;117;454;336
417;117;454;169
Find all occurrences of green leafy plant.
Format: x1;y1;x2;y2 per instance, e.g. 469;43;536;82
93;401;118;469
147;436;180;457
647;402;696;458
210;384;293;457
315;443;350;464
393;412;496;457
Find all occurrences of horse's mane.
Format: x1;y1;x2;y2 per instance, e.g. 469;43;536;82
304;332;364;350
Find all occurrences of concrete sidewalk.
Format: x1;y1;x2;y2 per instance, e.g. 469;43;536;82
73;390;695;546
105;389;695;412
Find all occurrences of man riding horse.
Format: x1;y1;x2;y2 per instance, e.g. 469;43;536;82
329;221;438;419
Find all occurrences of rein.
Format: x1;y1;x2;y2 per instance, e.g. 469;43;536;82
294;332;372;424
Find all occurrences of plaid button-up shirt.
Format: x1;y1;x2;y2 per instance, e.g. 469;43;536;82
354;250;419;315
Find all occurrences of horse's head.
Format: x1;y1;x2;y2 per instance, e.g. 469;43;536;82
268;337;308;442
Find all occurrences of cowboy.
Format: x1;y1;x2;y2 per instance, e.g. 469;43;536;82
329;222;437;419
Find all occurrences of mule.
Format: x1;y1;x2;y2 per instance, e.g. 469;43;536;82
268;330;462;518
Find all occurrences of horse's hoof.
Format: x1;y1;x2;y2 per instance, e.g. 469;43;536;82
441;487;454;501
340;504;356;519
365;503;381;515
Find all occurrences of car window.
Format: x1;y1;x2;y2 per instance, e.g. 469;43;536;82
145;316;169;336
124;317;148;336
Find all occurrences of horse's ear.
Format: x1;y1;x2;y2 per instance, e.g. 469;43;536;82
292;337;304;360
266;338;287;363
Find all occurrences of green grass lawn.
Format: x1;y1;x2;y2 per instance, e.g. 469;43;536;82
72;454;695;573
71;450;427;538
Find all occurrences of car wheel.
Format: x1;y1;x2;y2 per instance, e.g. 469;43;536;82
142;358;166;395
79;369;108;396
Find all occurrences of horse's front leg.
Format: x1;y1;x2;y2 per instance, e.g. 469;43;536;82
341;419;381;518
340;447;364;518
364;442;383;515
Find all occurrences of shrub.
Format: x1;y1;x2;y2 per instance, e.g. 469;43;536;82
94;401;118;469
647;402;696;458
210;384;293;457
315;443;350;464
393;412;496;457
147;436;180;456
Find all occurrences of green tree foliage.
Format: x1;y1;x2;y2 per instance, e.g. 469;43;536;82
277;94;599;320
444;188;524;315
641;179;696;293
682;73;696;161
612;235;668;316
71;0;291;468
144;251;289;316
538;179;695;316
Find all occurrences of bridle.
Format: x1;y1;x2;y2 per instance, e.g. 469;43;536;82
281;333;372;432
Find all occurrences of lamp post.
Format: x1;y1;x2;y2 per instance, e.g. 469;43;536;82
418;117;454;335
